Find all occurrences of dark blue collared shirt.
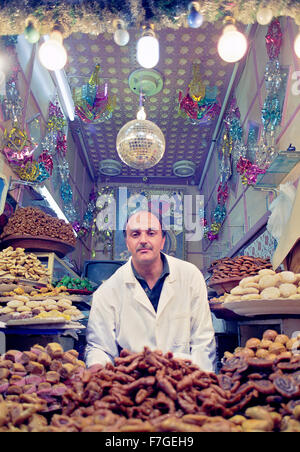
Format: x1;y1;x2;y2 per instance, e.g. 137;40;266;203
131;253;170;312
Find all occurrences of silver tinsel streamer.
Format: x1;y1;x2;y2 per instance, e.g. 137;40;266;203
1;78;22;122
256;26;283;169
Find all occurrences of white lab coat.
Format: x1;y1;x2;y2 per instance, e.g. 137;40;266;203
85;254;216;372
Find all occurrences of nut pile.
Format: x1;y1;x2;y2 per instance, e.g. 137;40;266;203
209;256;273;283
0;207;76;246
0;296;82;320
0;247;50;283
223;269;300;303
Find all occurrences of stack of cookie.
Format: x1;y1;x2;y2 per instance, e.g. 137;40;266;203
209;256;273;283
0;295;82;320
223;269;300;303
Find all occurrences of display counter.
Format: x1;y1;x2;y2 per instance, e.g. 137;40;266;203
210;301;300;347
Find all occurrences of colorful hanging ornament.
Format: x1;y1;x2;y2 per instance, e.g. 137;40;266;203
237;156;266;186
73;64;116;124
213;204;226;223
255;18;283;170
0;69;22;122
56;131;67;158
217;182;229;204
2;125;37;164
178;63;220;125
38;151;53;176
223;98;247;175
12;160;40;182
218;130;232;184
265;18;282;60
46;102;67;132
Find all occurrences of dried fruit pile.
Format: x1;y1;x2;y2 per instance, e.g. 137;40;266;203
0;330;300;432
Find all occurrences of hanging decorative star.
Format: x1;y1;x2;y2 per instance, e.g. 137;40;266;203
73;64;116;124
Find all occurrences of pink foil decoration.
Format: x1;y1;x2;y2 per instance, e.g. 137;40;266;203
38;151;53;175
3;145;36;165
265;19;282;60
207;231;218;241
217;182;229;204
178;90;198;119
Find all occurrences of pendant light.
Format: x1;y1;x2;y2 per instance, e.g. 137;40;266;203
136;24;159;69
187;2;204;28
39;26;67;71
256;6;273;25
217;18;248;63
294;31;300;58
113;19;130;46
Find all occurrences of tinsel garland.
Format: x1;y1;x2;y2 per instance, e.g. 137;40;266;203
0;0;299;38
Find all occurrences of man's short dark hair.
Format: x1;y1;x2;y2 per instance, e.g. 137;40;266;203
123;209;167;238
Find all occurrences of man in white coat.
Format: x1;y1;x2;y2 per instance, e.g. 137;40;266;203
85;210;216;372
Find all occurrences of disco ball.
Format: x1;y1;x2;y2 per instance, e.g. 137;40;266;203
116;119;165;170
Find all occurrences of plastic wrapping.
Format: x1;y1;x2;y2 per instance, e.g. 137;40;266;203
266;182;296;241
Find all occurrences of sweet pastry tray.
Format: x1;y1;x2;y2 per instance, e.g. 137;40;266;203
5;317;70;326
4;317;85;327
224;298;300;316
0;278;48;288
0;295;91;303
0;234;75;258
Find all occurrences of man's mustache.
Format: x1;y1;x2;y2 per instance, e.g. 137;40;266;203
136;245;153;251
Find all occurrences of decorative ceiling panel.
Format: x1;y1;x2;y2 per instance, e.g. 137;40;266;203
65;21;238;185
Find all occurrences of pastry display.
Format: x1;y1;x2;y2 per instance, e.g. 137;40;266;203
0;331;300;432
223;270;300;303
0;283;69;299
0;296;82;321
209;256;273;283
0;207;76;246
0;247;50;284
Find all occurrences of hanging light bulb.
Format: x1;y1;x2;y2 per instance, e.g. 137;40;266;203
113;19;130;46
256;7;273;25
294;32;300;58
217;19;248;63
39;27;67;71
136;105;146;120
136;24;159;69
24;21;40;44
187;2;204;28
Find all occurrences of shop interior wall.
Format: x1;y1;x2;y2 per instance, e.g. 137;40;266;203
43;130;94;274
199;17;300;275
0;43;94;275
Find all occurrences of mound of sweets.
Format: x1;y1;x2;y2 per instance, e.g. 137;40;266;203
0;247;50;283
0;207;76;246
0;329;300;431
209;256;272;283
0;296;82;321
223;269;300;303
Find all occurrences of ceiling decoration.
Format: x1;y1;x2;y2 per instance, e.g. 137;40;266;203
0;1;300;37
2;2;298;186
66;21;237;184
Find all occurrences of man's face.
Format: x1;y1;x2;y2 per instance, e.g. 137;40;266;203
125;211;166;266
